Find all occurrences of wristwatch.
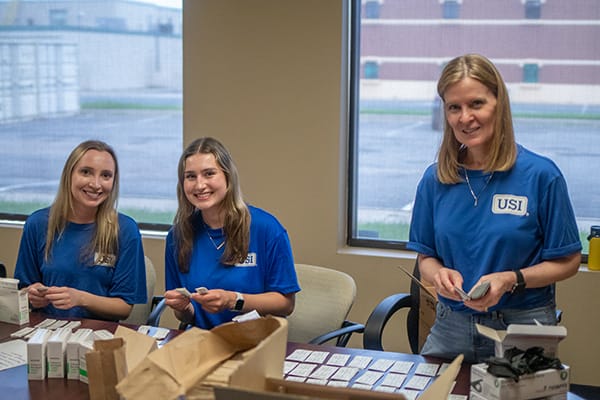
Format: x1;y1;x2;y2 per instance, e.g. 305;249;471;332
232;291;245;312
511;269;526;294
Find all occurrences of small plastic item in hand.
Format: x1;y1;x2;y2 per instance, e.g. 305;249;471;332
36;285;49;294
455;281;490;301
175;287;192;298
195;286;208;295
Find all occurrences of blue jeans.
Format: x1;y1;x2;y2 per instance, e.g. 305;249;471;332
420;302;557;363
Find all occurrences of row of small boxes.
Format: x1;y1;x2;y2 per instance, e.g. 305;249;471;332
27;327;113;381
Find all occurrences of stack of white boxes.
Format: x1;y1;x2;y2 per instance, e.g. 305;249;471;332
25;319;114;384
470;323;570;400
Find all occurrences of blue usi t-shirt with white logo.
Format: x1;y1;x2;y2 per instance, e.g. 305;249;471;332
165;205;300;329
408;145;581;312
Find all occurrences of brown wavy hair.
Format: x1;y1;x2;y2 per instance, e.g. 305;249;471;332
173;137;250;272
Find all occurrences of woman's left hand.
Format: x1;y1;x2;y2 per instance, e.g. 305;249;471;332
44;286;83;310
463;271;515;312
191;289;234;314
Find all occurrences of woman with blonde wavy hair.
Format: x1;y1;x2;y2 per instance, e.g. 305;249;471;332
15;140;146;321
407;54;581;362
163;137;300;329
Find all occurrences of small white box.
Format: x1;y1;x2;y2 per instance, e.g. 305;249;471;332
27;328;53;380
0;278;29;325
66;328;93;380
47;327;73;378
470;363;570;400
78;338;95;383
79;329;114;383
476;323;567;357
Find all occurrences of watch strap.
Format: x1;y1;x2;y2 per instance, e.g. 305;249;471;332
511;269;526;294
232;291;244;311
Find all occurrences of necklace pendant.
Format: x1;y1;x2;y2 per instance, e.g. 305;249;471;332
473;198;478;207
215;241;225;250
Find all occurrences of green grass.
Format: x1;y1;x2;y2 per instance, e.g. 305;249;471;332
81;102;181;110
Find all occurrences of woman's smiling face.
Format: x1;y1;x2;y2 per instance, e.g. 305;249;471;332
443;77;497;153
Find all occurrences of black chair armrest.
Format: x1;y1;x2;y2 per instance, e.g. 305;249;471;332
363;293;413;351
309;321;365;347
146;296;166;326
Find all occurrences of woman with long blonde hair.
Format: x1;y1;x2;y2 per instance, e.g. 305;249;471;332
15;140;146;321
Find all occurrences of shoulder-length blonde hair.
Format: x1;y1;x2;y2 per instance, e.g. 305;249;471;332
45;140;120;263
437;53;517;183
174;137;250;272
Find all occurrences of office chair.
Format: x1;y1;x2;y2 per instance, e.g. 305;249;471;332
361;259;422;353
147;263;365;346
0;263;6;278
121;256;157;326
286;264;364;346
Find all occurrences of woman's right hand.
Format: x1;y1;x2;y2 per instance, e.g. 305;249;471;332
164;289;192;312
431;266;466;302
26;283;50;309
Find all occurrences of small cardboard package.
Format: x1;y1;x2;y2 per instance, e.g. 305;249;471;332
0;277;29;325
470;363;570;400
472;323;569;400
27;328;53;380
398;266;437;351
47;326;73;378
66;328;94;380
475;323;567;358
85;325;157;400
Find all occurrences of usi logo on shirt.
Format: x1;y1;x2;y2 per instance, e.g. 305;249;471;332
492;195;528;216
235;252;257;267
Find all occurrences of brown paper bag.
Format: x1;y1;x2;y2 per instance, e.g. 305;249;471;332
86;338;128;400
116;316;287;400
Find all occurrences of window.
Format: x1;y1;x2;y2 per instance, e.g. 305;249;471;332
364;61;379;79
0;0;182;228
442;0;461;19
364;1;381;19
348;0;600;255
524;0;542;19
523;63;539;83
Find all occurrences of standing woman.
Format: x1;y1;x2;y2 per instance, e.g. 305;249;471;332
163;137;300;329
15;140;146;321
407;54;581;362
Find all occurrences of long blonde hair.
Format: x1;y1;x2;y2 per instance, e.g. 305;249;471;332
45;140;120;263
436;54;517;183
174;137;250;272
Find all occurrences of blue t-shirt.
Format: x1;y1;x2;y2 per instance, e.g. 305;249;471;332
408;145;581;312
165;205;300;329
15;208;147;320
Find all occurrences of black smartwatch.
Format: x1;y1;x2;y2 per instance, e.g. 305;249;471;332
511;269;526;294
232;291;245;311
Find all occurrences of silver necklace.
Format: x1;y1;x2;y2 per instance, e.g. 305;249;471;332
205;226;225;250
464;168;494;207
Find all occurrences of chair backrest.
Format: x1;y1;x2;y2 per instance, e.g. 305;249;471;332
121;256;156;325
286;263;357;344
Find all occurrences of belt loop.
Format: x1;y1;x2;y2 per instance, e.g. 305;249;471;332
491;310;503;320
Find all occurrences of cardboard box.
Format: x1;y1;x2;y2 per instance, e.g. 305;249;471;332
475;323;567;357
27;328;53;380
47;327;72;378
67;328;94;380
470;363;569;400
469;389;567;400
116;316;463;400
0;277;29;325
398;266;437;351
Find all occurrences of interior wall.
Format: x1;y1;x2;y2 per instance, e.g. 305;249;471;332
0;0;598;385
